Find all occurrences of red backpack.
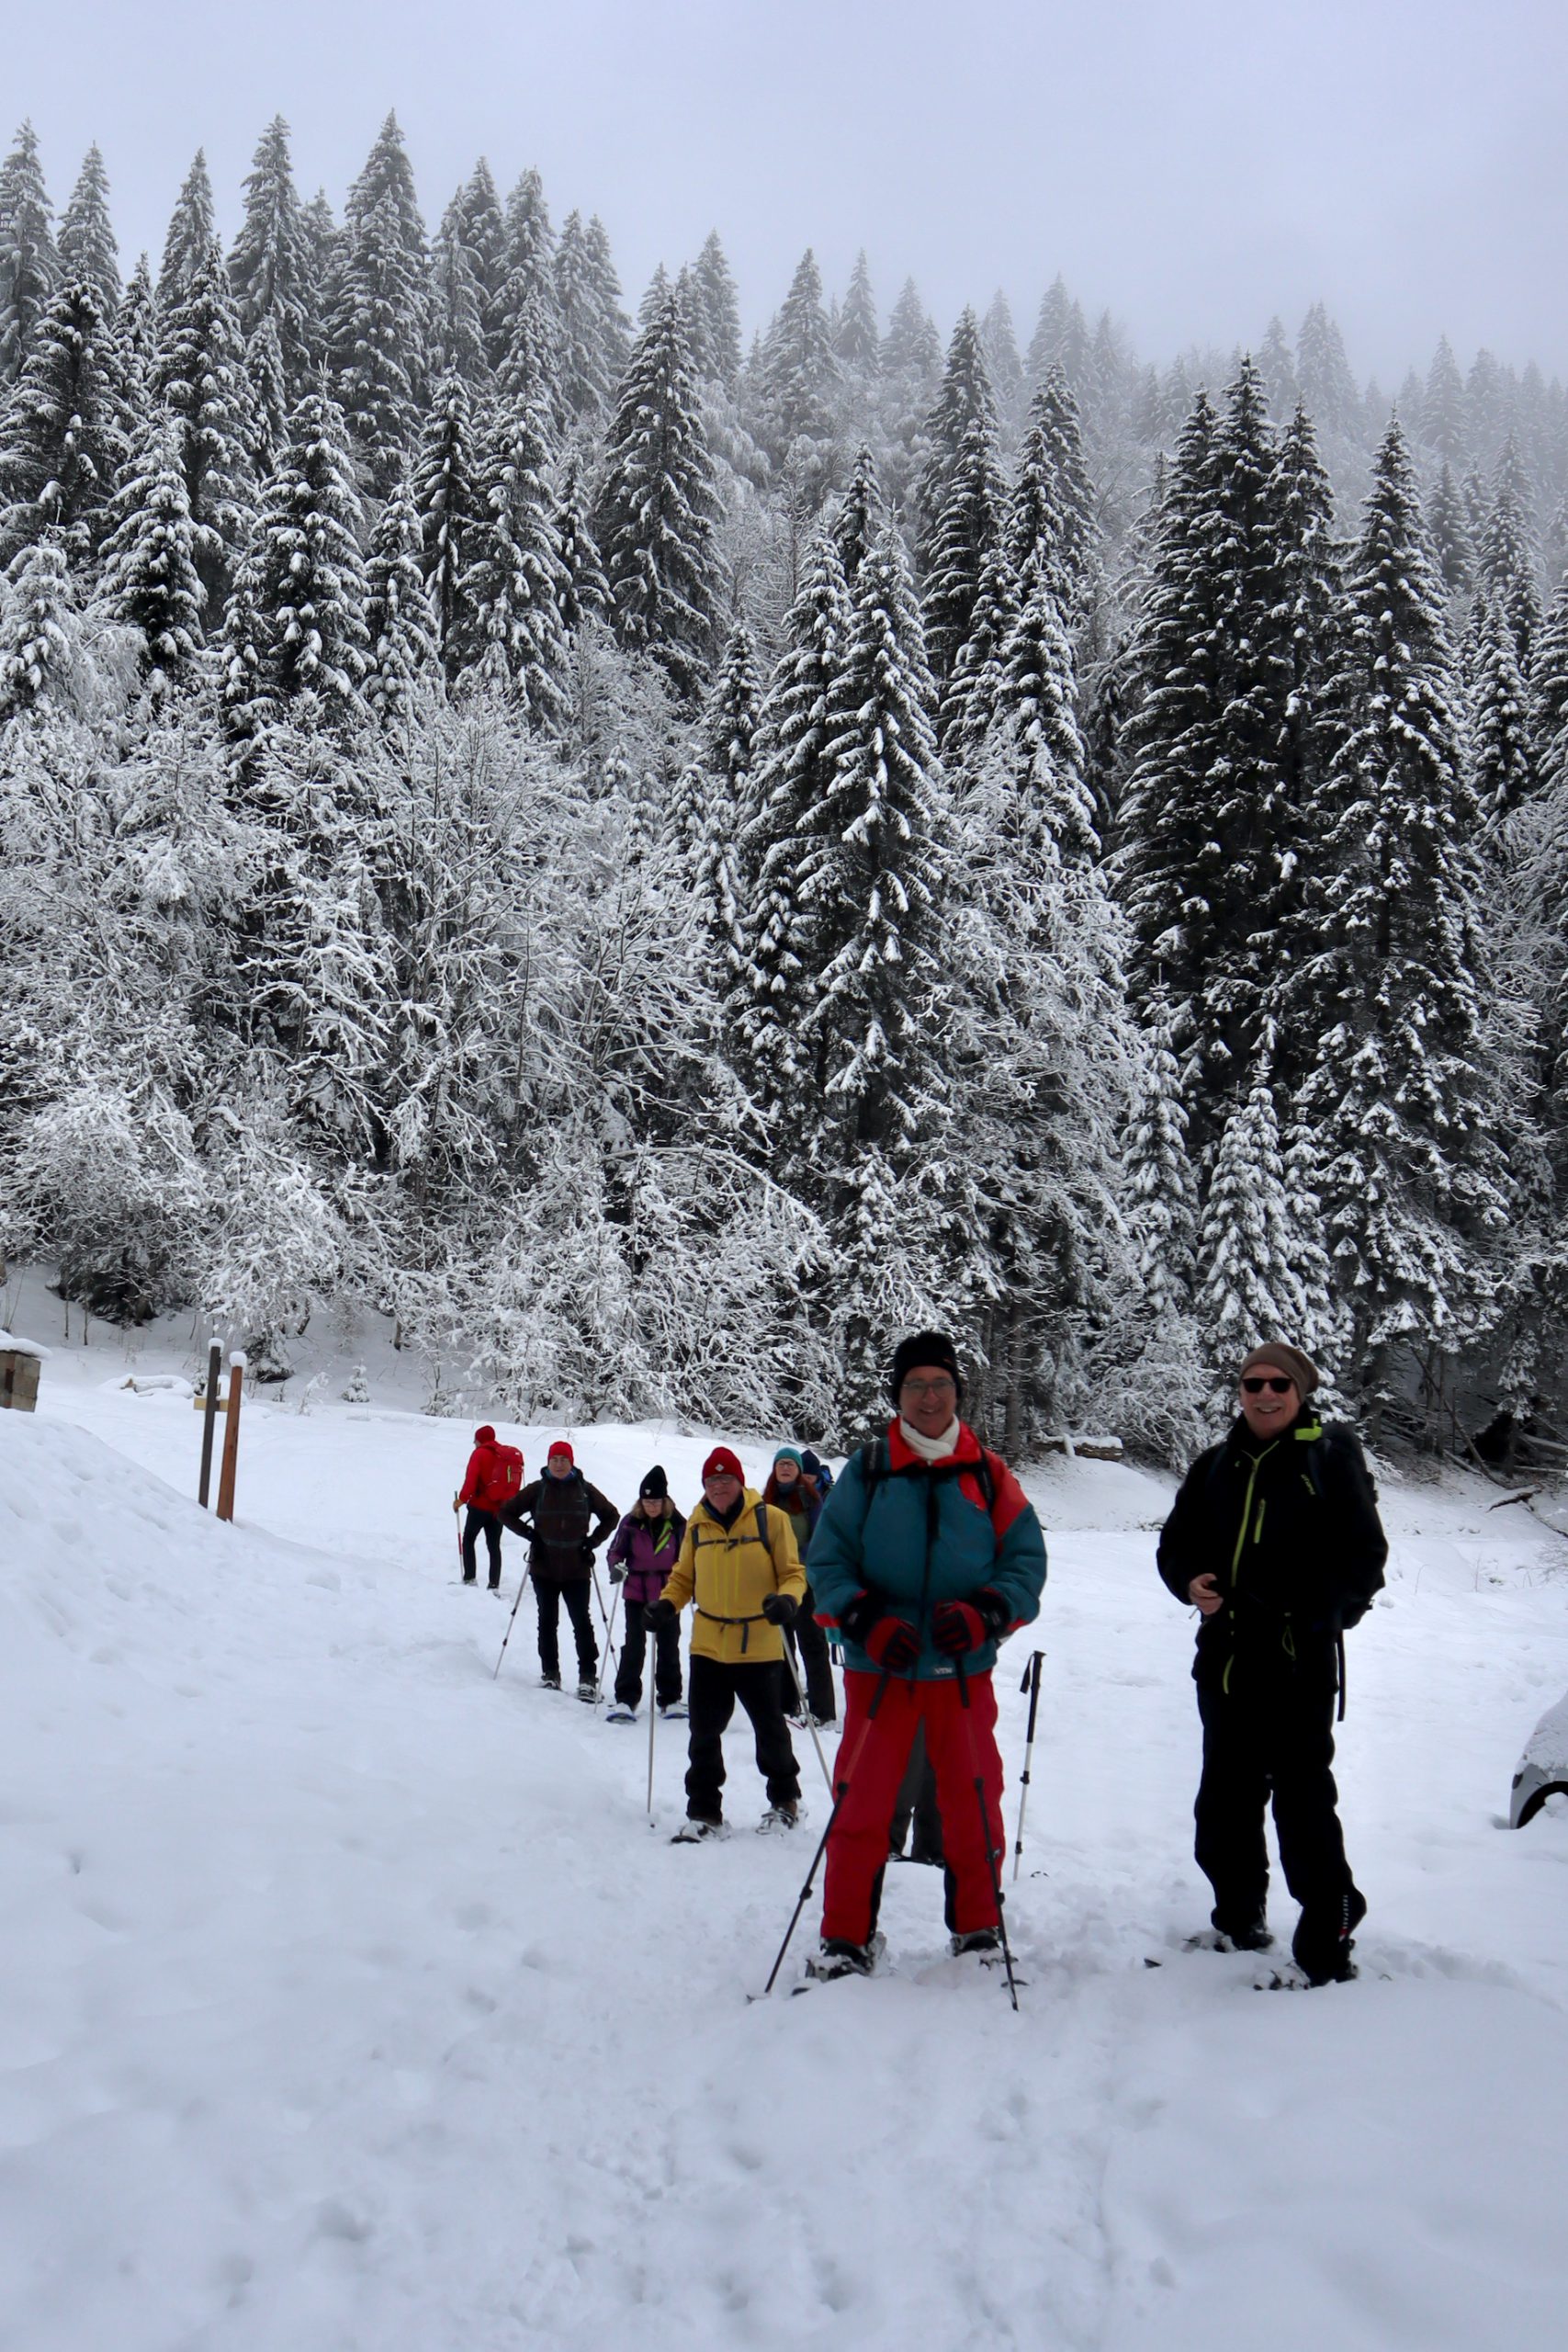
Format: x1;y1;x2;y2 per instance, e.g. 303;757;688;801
488;1444;525;1507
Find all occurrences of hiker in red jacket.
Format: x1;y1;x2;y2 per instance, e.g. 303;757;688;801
455;1425;523;1589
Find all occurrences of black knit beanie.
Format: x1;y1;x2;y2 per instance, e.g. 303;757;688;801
639;1464;670;1501
888;1330;964;1406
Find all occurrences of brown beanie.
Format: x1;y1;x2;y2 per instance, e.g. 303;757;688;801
1239;1342;1319;1397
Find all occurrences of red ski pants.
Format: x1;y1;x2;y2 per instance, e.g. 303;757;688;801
821;1668;1005;1947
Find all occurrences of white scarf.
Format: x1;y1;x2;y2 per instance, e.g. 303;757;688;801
898;1415;962;1463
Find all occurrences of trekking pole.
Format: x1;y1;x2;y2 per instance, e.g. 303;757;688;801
781;1639;835;1801
647;1655;659;1821
758;1672;890;1999
956;1661;1021;2012
492;1565;534;1679
1012;1650;1045;1883
589;1560;620;1689
455;1499;465;1577
595;1582;623;1702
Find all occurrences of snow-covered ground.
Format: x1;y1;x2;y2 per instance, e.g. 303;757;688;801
4;1313;1568;2350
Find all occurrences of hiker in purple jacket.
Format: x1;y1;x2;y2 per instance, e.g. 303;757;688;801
604;1466;688;1721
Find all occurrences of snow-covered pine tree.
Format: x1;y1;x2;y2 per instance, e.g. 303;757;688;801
1471;595;1536;820
228;117;312;398
1427;461;1474;604
409;370;484;678
980;290;1024;422
490;167;558;385
158;151;216;311
1422;334;1468;467
1295;301;1359;436
1005;365;1097;620
246;313;289;470
581;215;630;401
831;442;883;587
755;248;838;461
114;254;156;405
915;308;997;582
215;553;274;756
331;114;430;495
454;160;507;351
939;543;1021;759
460;366;571;726
728;530;852;1115
1478;434;1543;673
680;621;761;1013
1532;571;1568;795
152;237;259;614
553;208;620;423
429;189;489;387
690;230;740;392
297;188;338;370
953;549;1098;861
99;409;206;691
0;279;128;569
58;145;119;319
1258;317;1298;421
594;289;722;706
1294;419;1513;1415
1195;1046;1327;1409
363;463;438;727
1025;276;1089;395
835;251;878;376
0;532;73;720
922;412;1009;693
553;447;610;634
250;389;370;720
796;526;956;1425
0;122;60;383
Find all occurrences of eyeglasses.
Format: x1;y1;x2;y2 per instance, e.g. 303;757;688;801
901;1378;956;1402
1240;1376;1295;1396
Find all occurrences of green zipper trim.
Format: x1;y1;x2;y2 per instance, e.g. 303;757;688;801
1223;1654;1234;1694
1254;1497;1267;1544
1229;1443;1277;1586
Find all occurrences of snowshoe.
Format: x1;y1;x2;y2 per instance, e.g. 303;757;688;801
659;1700;689;1720
950;1928;1002;1959
576;1679;598;1704
803;1932;885;1984
539;1674;562;1690
1187;1917;1274;1955
758;1803;802;1833
671;1817;728;1844
604;1702;637;1724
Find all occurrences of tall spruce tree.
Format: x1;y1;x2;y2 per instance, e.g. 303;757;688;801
756;248;838;458
331;114;430;494
460;375;571;725
691;230;740;391
0;122;60;383
363;463;438;727
1471;596;1536;820
1006;365;1097;618
922;413;1009;695
159;152;216;310
1478;434;1543;673
835;251;879;374
229;117;312;397
152;237;259;613
429;189;489;387
0;532;73;719
58;146;119;318
250;389;370;719
594;289;721;704
980;289;1024;418
554;447;609;632
409;371;484;677
916;308;997;580
1295;421;1511;1408
99;409;206;690
0;279;128;568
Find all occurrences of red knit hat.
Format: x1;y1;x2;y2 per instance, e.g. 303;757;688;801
547;1439;575;1464
475;1425;496;1444
702;1445;743;1483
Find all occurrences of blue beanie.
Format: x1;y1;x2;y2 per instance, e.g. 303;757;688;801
773;1444;804;1469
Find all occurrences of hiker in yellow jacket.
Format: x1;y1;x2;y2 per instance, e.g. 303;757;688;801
648;1445;807;1839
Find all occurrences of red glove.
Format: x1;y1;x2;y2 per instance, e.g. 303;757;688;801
863;1615;920;1672
931;1590;1010;1657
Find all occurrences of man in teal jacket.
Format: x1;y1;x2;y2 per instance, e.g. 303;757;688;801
806;1332;1047;1978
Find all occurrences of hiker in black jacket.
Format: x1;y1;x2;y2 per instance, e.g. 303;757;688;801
502;1441;618;1698
1157;1342;1388;1984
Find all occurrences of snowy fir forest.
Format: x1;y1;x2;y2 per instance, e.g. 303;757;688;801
0;113;1565;1465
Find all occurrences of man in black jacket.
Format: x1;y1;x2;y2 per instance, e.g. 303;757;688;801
1157;1342;1388;1984
502;1442;618;1698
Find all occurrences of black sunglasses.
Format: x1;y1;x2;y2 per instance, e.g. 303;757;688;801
1241;1375;1295;1395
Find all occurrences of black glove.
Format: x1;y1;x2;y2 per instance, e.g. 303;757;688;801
646;1597;677;1632
837;1589;886;1645
608;1561;626;1584
761;1591;797;1627
931;1588;1011;1657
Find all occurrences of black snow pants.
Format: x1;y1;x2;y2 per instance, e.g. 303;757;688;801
615;1595;683;1711
684;1655;801;1823
535;1576;599;1685
781;1583;837;1724
1194;1651;1359;1931
462;1507;503;1586
889;1719;943;1863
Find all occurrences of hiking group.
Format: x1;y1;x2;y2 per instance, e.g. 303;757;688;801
454;1328;1386;1991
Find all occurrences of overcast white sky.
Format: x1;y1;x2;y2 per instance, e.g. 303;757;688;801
7;0;1565;383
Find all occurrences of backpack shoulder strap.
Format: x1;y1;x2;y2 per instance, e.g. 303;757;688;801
857;1440;886;1493
754;1500;769;1550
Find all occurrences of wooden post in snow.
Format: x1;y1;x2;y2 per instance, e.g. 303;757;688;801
197;1336;223;1509
216;1352;245;1523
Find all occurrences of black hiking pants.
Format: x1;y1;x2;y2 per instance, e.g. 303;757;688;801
684;1655;801;1822
615;1596;683;1711
781;1584;837;1723
462;1508;503;1586
1194;1656;1359;1931
535;1576;598;1684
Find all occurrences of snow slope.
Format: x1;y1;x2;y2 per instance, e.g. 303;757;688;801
4;1360;1568;2351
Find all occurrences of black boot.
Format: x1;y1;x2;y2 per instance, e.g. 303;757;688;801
1292;1890;1367;1984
